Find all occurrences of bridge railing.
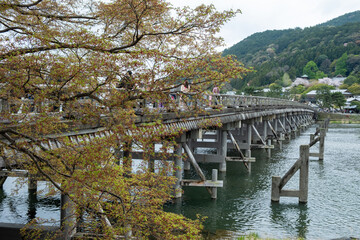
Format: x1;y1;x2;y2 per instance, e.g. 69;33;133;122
0;93;314;117
204;94;313;110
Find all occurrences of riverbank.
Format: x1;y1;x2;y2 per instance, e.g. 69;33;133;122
318;112;360;124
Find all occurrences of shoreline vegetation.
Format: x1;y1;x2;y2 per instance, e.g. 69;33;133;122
318;112;360;124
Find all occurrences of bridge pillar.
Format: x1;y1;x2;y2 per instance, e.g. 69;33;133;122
246;121;252;158
274;118;278;135
123;141;133;174
147;143;155;173
60;193;76;239
219;127;227;172
28;175;37;198
267;139;272;158
184;140;192;171
262;120;268;142
174;143;183;198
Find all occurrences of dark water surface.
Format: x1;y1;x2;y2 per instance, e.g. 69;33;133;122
165;124;360;239
1;124;359;239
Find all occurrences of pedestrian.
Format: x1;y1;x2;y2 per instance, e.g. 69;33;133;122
212;85;220;106
180;80;190;109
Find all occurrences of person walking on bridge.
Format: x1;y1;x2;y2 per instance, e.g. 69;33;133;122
180;80;190;110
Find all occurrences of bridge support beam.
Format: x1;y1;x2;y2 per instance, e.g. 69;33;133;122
271;145;309;203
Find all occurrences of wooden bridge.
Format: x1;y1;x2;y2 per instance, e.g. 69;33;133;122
0;94;317;238
0;94;316;196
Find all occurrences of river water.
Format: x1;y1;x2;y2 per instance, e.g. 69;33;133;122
1;124;359;239
165;124;360;239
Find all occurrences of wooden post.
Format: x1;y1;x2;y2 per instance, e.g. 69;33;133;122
174;144;183;198
60;194;76;240
246;122;252;158
219;129;227;172
211;169;218;199
271;176;281;202
319;129;325;160
299;145;309;203
263;120;268;141
147;143;155;173
267;139;272;158
28;175;37;199
123;141;132;175
310;134;314;143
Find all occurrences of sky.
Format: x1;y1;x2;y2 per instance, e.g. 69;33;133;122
167;0;360;50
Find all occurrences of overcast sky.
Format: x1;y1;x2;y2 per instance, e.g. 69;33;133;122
168;0;360;50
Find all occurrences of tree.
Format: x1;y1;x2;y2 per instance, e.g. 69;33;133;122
348;83;360;95
303;61;319;79
331;92;346;110
335;52;348;76
316;85;333;109
290;85;306;95
266;83;283;98
0;1;247;239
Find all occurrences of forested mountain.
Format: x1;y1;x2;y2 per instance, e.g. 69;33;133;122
223;10;360;90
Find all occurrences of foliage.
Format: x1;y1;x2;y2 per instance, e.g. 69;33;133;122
331;92;346;110
290;85;306;95
266;83;282;98
303;83;335;95
303;61;319;79
316;85;333;109
335;52;348;76
0;1;248;239
348;83;360;95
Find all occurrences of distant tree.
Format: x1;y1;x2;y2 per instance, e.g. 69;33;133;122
344;75;359;85
346;54;360;74
319;58;332;75
316;85;333;109
303;61;320;79
339;83;349;89
282;73;292;86
243;86;255;95
353;101;360;112
348;83;360;95
315;70;327;79
331;92;346;110
290;85;306;95
303;83;335;95
335;52;348;76
267;83;283;98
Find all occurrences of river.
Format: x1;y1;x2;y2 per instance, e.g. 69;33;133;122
1;124;359;239
165;124;360;239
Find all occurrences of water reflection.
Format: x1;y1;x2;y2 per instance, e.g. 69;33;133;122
27;189;37;221
270;202;309;239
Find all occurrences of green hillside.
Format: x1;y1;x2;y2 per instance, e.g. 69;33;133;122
223;10;360;90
